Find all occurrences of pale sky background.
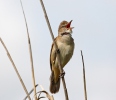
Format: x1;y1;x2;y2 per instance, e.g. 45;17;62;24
0;0;116;100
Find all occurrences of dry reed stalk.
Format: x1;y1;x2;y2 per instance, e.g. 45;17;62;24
0;37;31;100
20;0;37;100
30;84;54;100
36;91;54;100
24;84;38;100
81;50;88;100
39;0;69;100
38;84;54;100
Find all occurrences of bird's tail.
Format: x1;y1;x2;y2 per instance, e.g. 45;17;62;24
50;72;60;93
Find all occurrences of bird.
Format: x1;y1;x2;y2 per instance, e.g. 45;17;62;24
49;20;75;94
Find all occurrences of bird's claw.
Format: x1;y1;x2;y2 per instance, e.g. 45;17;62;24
59;70;65;78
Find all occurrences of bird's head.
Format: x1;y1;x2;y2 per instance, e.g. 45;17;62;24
58;20;74;36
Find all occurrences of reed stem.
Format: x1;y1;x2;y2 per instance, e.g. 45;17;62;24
81;50;88;100
39;0;69;100
0;38;31;100
20;0;37;100
23;84;38;100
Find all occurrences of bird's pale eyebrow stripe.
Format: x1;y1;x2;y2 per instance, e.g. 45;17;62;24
62;25;65;27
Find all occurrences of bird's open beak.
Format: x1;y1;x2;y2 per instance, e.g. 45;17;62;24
66;20;74;29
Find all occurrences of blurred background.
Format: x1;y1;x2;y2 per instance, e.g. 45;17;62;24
0;0;116;100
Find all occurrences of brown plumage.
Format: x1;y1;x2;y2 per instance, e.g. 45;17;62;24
50;20;74;93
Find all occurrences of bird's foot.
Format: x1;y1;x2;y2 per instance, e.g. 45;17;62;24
59;70;65;78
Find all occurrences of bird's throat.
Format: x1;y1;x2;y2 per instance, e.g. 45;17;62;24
61;32;70;36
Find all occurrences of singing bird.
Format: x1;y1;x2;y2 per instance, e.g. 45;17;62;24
50;20;74;93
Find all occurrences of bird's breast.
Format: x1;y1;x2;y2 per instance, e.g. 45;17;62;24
56;39;74;67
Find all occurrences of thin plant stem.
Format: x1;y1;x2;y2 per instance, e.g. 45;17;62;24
0;37;31;100
20;0;37;100
36;91;54;100
81;50;88;100
23;84;38;100
39;0;69;100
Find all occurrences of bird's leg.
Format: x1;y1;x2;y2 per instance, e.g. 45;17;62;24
59;69;65;78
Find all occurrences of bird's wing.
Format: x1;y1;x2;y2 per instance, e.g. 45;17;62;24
50;38;57;71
